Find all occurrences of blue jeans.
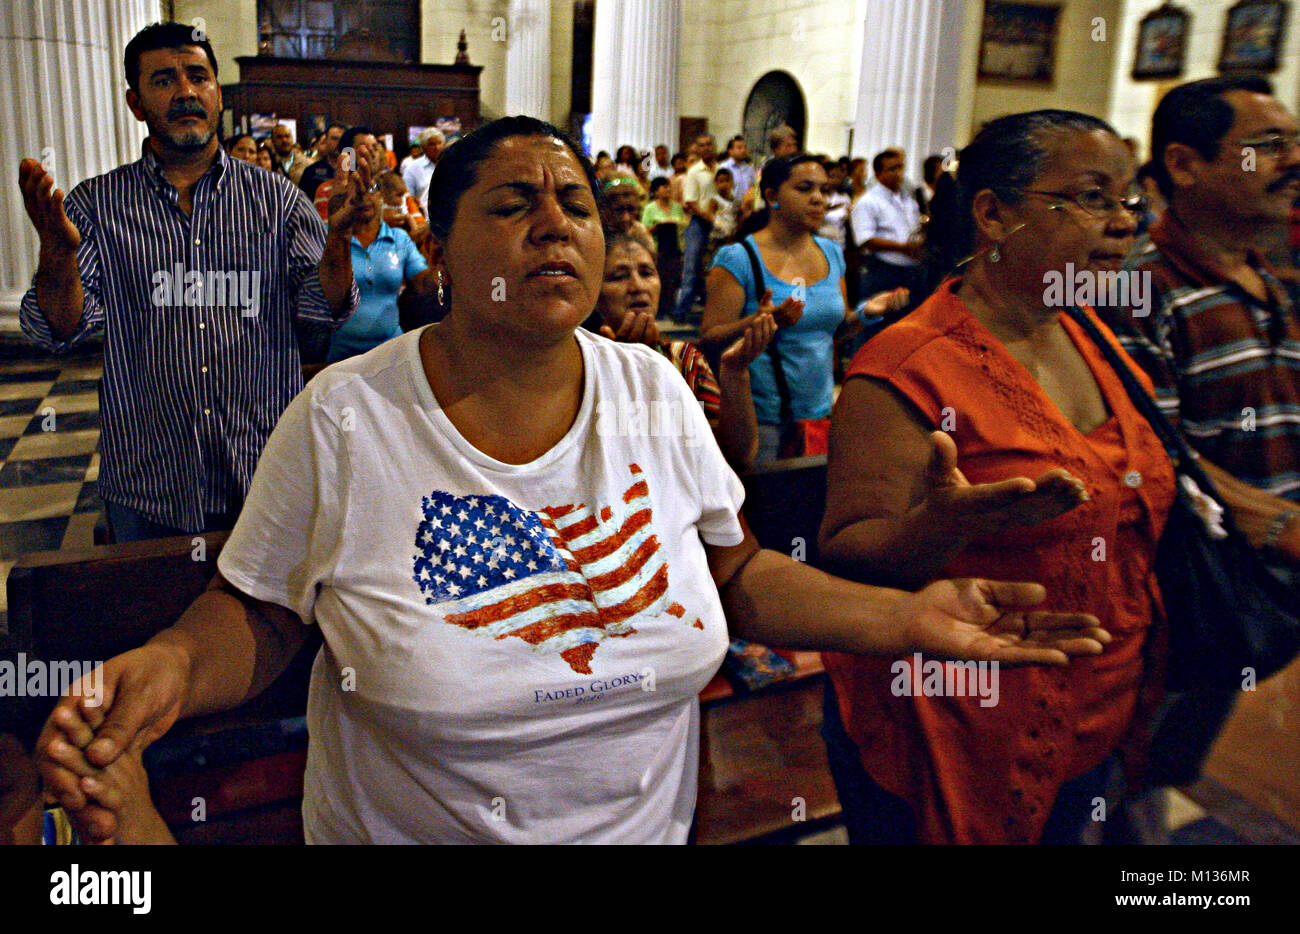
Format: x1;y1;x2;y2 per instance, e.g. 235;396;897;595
104;500;240;544
673;216;712;320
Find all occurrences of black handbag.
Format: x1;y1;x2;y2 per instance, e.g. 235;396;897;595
1064;306;1300;692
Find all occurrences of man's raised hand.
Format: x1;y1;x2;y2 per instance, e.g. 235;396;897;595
19;159;80;254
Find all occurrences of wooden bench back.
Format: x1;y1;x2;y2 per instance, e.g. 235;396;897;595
7;533;228;663
738;455;828;567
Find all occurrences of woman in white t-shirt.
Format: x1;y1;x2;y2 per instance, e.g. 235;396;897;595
37;117;1112;845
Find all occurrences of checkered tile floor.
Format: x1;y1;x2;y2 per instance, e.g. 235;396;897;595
0;348;105;629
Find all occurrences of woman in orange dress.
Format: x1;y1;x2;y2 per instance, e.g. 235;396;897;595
818;110;1176;844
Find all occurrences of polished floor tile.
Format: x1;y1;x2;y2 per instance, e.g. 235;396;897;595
41;392;99;414
74;479;102;514
60;511;99;551
6;430;100;461
0;381;54;401
0;453;93;488
0;415;35;438
48;378;100;396
0;516;71;561
0;398;42;417
0;368;60;383
20;409;100;436
0;482;81;523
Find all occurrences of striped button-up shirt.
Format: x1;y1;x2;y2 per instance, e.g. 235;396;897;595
20;144;358;531
1106;210;1300;500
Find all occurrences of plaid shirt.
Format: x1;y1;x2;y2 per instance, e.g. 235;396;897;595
20;144;358;531
1105;209;1300;500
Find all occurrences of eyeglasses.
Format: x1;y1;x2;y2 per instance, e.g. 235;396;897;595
1023;188;1148;219
1236;133;1300;159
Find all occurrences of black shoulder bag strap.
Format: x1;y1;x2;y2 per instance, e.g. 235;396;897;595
740;237;794;426
1062;305;1222;508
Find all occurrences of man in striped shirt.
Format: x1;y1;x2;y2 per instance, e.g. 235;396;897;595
17;22;363;542
1110;75;1300;569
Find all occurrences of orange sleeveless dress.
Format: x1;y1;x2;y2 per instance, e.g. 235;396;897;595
823;279;1176;843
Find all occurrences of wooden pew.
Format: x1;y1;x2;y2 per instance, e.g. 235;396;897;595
694;455;840;844
7;532;317;844
8;455;840;845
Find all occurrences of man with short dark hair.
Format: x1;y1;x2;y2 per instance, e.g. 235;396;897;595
850;147;923;308
647;144;673;182
271;123;310;184
718;135;755;202
298;122;345;197
17;21;364;542
311;126;384;220
1114;74;1300;567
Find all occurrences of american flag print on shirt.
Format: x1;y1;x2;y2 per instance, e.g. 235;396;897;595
411;463;704;674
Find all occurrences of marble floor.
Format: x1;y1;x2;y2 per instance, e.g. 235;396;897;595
0;343;105;632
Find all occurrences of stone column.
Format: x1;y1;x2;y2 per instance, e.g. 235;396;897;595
852;0;966;179
589;0;681;157
0;0;161;326
504;0;552;120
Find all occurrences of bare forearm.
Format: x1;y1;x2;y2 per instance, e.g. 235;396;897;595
864;237;911;254
721;548;911;653
148;589;304;719
821;503;972;589
702;314;757;350
34;246;84;341
1200;458;1300;558
318;231;355;310
715;366;758;469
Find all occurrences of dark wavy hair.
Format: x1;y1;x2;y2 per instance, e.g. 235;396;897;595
125;21;219;92
425;116;601;244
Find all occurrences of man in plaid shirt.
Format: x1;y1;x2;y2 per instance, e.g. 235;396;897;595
1109;75;1300;577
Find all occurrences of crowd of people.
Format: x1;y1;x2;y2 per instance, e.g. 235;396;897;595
1;21;1298;846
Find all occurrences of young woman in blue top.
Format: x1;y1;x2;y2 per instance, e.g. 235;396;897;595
701;155;907;462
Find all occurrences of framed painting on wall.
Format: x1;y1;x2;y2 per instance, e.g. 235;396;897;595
977;1;1062;84
1133;3;1191;79
1219;0;1290;73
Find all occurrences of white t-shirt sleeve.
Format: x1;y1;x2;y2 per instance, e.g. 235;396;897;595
217;383;350;626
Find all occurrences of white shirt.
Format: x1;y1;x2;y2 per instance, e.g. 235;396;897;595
402;155;437;214
718;158;756;202
851;183;923;267
682;160;719;217
217;328;744;843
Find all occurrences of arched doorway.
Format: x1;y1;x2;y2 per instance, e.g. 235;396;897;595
742;71;806;158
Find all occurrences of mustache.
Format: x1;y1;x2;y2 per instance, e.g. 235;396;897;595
1266;171;1300;192
167;101;207;121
